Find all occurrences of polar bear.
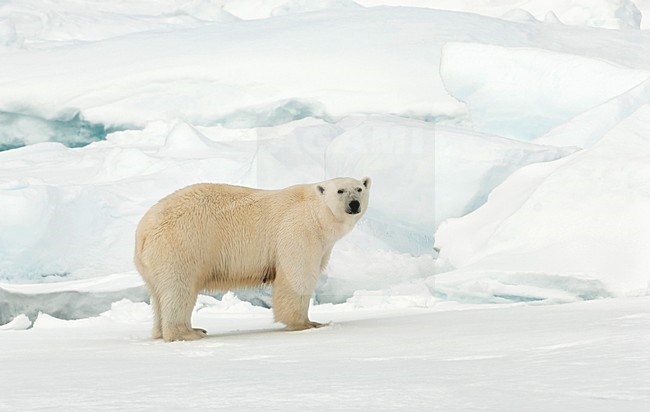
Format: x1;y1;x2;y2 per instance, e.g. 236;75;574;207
134;177;371;342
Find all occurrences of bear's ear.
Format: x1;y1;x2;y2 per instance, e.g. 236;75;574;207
317;185;325;195
362;177;372;189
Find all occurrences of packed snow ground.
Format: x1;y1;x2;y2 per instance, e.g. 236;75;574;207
2;295;649;410
1;0;650;408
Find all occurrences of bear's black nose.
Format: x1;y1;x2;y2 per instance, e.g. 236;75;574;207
348;200;360;214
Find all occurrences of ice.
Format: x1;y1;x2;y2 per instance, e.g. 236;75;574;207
324;115;574;248
214;99;330;129
0;181;124;280
220;0;363;19
356;0;643;29
0;7;471;131
640;0;650;28
345;281;435;308
0;109;575;322
316;243;437;304
0;17;19;47
0;0;237;47
440;42;650;141
0;111;110;150
0;313;31;330
194;292;269;315
434;104;650;299
0;273;147;325
500;8;540;23
431;271;612;304
536;77;650;148
99;299;154;324
268;0;362;16
4;5;650;150
0;1;649;406
0;115;572;288
0;1;647;311
158;120;221;156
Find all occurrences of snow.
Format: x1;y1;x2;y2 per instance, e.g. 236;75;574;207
0;313;31;330
357;0;644;29
0;7;469;131
1;0;650;407
3;3;650;147
435;104;650;300
536;77;650;148
441;42;650;141
1;296;649;409
0;115;570;291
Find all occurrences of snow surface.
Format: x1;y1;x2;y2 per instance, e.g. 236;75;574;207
434;104;650;300
357;0;644;29
1;295;649;409
441;42;650;140
1;1;650;408
3;2;650;146
0;114;573;289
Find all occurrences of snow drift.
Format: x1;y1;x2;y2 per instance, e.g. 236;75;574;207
0;115;570;282
1;2;649;408
356;0;643;29
1;0;650;325
434;104;650;301
441;42;650;141
3;6;650;149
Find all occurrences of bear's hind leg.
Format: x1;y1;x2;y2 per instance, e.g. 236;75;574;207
143;279;163;339
157;274;206;342
150;291;163;339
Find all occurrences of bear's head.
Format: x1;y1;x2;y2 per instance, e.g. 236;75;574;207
316;177;371;222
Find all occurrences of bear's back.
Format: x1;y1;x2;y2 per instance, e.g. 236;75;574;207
149;182;320;289
143;182;318;253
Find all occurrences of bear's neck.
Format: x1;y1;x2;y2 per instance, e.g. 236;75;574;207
312;202;356;244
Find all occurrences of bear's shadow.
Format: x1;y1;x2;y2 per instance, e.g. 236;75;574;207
199;322;334;341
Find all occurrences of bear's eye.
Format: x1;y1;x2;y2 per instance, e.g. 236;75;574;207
337;189;344;194
356;187;362;192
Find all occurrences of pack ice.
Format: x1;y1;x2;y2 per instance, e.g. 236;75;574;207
1;1;649;409
0;0;648;318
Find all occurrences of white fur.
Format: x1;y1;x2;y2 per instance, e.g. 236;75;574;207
134;177;371;341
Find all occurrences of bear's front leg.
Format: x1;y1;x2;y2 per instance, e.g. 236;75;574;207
272;262;324;331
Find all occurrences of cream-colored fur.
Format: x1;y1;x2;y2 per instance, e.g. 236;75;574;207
134;177;371;342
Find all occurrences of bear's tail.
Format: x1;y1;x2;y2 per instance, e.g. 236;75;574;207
133;226;147;275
